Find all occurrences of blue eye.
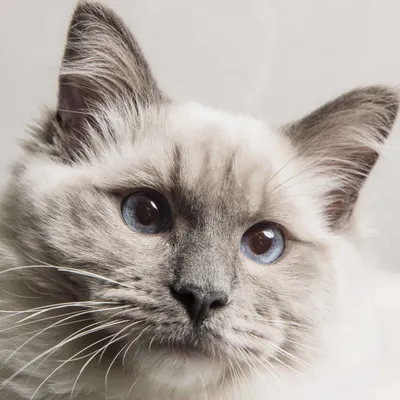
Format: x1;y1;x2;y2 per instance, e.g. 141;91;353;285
121;190;171;234
240;222;285;264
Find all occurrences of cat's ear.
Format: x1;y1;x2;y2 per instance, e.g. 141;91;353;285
57;2;164;156
285;86;399;229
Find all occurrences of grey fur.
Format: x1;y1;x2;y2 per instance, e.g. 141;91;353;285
285;86;398;227
0;2;398;400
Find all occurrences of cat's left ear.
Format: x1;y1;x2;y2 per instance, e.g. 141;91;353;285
284;86;399;229
57;2;164;157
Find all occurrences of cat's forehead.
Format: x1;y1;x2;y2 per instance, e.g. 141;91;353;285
161;105;282;217
99;102;319;233
23;101;327;242
100;102;294;200
142;102;295;186
90;102;295;188
166;102;289;165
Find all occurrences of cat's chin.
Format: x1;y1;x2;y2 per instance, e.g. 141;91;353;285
135;346;223;389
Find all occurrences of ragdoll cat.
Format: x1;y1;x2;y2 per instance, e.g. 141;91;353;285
0;2;399;399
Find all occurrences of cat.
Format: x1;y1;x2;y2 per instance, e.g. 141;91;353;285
0;1;399;399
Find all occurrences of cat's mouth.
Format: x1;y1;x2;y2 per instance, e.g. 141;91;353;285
98;312;269;365
132;328;215;359
115;324;224;362
132;338;224;389
149;339;209;358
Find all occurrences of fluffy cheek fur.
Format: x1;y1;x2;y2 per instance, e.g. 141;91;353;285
7;109;335;388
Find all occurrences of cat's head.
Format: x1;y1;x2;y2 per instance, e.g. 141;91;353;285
5;2;398;392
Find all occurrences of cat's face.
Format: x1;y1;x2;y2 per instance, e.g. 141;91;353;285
6;2;398;391
17;101;334;386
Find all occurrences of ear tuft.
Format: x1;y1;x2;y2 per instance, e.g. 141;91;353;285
285;85;399;229
57;1;164;158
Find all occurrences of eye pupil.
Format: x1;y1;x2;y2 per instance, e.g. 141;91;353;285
136;199;159;225
241;222;285;265
249;231;273;255
121;190;171;234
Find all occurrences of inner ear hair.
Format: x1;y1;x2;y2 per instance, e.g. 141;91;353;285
56;2;165;159
284;85;399;229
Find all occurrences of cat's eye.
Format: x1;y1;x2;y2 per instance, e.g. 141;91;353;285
121;190;171;234
240;222;285;264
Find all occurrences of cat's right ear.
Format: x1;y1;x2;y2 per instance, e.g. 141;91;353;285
284;86;398;229
56;2;164;158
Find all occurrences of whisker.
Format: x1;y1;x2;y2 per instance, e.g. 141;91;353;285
127;371;145;395
247;332;314;376
3;305;129;367
0;309;95;338
70;330;130;400
269;354;300;375
266;153;301;187
275;336;317;351
236;343;282;390
0;265;137;290
104;332;136;392
252;318;319;331
99;318;143;367
234;353;256;399
57;267;137;290
0;287;42;300
0;315;129;389
121;325;150;365
0;300;118;324
30;307;132;375
148;334;156;353
23;280;51;296
268;157;323;199
31;320;113;376
18;302;120;323
258;337;314;374
30;321;128;400
199;373;209;400
225;355;241;399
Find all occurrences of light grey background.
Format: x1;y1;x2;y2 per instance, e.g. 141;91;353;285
0;0;399;270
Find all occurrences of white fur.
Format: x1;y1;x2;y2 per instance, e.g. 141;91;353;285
1;101;399;399
1;2;399;398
